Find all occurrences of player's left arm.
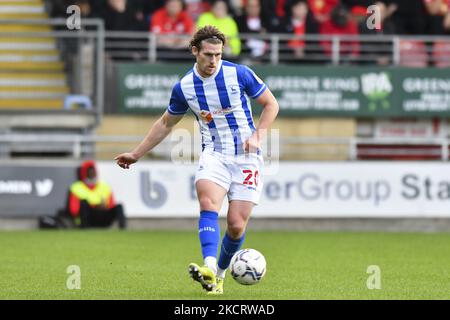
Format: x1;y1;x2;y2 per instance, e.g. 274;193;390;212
244;88;279;153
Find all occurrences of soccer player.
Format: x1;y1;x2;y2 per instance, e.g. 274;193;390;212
115;25;279;294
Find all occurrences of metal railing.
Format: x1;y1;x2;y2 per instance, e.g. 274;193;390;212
2;18;448;67
1;134;449;161
104;32;450;67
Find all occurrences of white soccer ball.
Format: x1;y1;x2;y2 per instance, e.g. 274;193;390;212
229;248;266;285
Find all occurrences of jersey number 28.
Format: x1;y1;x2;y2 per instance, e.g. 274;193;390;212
242;170;259;187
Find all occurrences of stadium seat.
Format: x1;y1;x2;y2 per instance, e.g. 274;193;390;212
64;95;93;110
0;0;66;110
399;40;428;67
357;143;442;160
432;40;450;68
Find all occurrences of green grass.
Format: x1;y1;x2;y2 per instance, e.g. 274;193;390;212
0;230;449;299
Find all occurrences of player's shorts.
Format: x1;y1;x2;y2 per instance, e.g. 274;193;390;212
194;149;264;205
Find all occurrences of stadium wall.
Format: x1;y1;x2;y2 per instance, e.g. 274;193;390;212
95;115;356;161
2;160;450;220
98;161;450;218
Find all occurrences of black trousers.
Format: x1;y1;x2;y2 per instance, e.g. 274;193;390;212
79;201;127;229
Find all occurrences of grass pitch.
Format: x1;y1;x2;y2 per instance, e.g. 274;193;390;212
0;230;449;300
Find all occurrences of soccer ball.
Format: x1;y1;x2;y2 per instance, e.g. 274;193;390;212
229;248;266;285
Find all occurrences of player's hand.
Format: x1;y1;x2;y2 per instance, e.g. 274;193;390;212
114;152;138;169
243;134;260;154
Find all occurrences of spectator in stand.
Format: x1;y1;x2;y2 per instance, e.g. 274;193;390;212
441;6;450;66
341;0;376;22
320;4;360;63
145;0;166;16
99;0;147;61
308;0;340;24
185;0;211;20
446;8;450;31
48;0;99;18
100;0;147;31
236;0;271;61
124;0;150;27
424;0;450;34
358;2;397;33
358;1;397;65
90;0;106;17
386;0;427;34
197;0;241;56
260;0;293;32
423;1;450;67
151;0;195;49
225;0;246;17
73;0;94;18
357;2;397;35
279;0;321;61
116;0;165;23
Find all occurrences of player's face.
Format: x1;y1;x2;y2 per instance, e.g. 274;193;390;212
193;41;223;78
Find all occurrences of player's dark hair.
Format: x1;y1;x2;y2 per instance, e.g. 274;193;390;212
189;25;226;52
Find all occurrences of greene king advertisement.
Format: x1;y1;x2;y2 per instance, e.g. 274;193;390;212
99;162;450;218
118;64;450;118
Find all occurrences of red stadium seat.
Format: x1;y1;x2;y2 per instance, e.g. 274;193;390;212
432;40;450;68
357;144;442;160
399;40;428;67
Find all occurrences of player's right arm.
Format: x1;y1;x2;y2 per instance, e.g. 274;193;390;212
114;111;184;169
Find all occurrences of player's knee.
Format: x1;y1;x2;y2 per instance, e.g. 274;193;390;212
227;222;246;239
198;196;217;211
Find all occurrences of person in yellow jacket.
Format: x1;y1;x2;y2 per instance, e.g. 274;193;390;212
196;0;241;56
68;160;126;229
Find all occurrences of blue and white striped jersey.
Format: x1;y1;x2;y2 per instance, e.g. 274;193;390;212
167;60;267;156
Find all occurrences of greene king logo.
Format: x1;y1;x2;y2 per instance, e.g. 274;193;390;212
361;72;392;111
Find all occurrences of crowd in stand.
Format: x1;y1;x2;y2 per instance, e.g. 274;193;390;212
48;0;450;64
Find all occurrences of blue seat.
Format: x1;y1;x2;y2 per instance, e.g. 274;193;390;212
64;95;93;110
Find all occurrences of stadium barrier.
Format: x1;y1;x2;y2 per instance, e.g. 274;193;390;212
2;160;450;219
0;161;78;217
99;161;450;218
1;134;449;160
103;31;450;67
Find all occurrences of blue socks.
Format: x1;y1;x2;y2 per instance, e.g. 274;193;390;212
218;232;246;270
198;211;220;260
198;210;246;277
